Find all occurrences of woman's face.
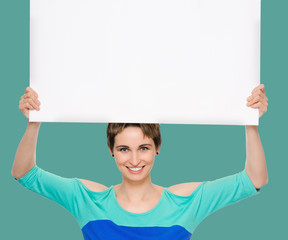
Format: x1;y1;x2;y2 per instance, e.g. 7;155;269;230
109;126;160;182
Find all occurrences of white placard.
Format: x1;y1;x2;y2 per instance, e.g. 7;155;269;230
29;0;260;125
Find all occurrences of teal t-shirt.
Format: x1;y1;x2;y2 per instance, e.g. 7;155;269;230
15;165;260;239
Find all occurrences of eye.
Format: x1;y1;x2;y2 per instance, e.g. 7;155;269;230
120;148;128;152
141;147;149;151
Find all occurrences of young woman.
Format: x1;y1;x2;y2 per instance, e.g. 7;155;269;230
12;85;269;239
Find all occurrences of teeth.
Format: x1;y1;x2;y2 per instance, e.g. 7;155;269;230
128;167;143;171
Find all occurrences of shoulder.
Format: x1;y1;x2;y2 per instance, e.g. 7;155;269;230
167;182;203;196
78;179;108;192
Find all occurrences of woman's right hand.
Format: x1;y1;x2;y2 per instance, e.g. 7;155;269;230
19;87;41;121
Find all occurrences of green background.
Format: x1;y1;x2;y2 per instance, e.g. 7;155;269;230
1;0;286;239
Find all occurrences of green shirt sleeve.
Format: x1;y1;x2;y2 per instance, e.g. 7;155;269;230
194;169;261;226
14;164;78;217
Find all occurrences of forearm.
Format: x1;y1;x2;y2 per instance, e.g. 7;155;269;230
11;122;41;179
244;125;268;189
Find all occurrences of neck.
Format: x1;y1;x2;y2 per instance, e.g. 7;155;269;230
117;175;156;202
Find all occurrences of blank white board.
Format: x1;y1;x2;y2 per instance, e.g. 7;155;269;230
29;0;261;125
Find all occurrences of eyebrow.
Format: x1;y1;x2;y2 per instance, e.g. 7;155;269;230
116;144;152;148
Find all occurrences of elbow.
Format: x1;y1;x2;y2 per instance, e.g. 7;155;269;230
11;171;18;180
254;178;269;189
11;169;23;180
245;167;269;189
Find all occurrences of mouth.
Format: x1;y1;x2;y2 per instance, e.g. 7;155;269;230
126;166;145;174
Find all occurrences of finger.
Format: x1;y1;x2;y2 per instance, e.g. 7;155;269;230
23;91;39;101
248;102;261;109
259;106;267;118
248;100;267;113
23;98;40;110
251;84;265;94
22;92;41;107
263;98;268;106
247;90;265;101
19;101;31;118
247;94;263;106
252;84;265;95
25;87;39;98
19;97;40;109
19;101;33;112
259;98;268;109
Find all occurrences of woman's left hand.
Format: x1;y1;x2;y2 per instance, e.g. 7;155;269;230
246;84;268;118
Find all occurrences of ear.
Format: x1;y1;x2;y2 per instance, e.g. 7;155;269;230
108;147;113;156
156;145;161;155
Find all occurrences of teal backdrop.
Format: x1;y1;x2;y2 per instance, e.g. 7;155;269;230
1;0;286;239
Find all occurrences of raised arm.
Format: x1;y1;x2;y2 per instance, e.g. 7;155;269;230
12;87;41;179
244;126;268;189
11;122;41;179
245;84;269;189
11;87;80;216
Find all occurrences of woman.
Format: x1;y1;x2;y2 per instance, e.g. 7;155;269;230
12;85;269;239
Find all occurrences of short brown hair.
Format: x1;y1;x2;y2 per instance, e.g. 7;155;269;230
107;123;162;153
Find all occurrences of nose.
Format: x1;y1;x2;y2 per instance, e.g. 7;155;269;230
129;151;141;166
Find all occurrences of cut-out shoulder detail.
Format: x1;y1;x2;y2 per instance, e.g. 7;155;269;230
78;179;108;192
167;182;202;196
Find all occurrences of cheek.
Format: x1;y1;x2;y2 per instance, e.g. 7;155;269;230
115;162;126;173
146;155;156;165
115;156;128;167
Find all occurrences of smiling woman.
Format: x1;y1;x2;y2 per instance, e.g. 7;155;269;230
107;123;161;183
12;86;269;240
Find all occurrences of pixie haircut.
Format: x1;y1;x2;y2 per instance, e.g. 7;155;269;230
107;123;162;153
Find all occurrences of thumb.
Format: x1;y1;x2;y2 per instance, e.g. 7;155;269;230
24;109;29;119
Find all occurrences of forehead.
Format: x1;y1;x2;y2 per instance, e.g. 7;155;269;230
115;127;152;142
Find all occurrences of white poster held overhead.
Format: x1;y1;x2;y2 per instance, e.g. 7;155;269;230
29;0;261;125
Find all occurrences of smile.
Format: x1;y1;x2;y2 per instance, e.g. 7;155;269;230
126;166;145;174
